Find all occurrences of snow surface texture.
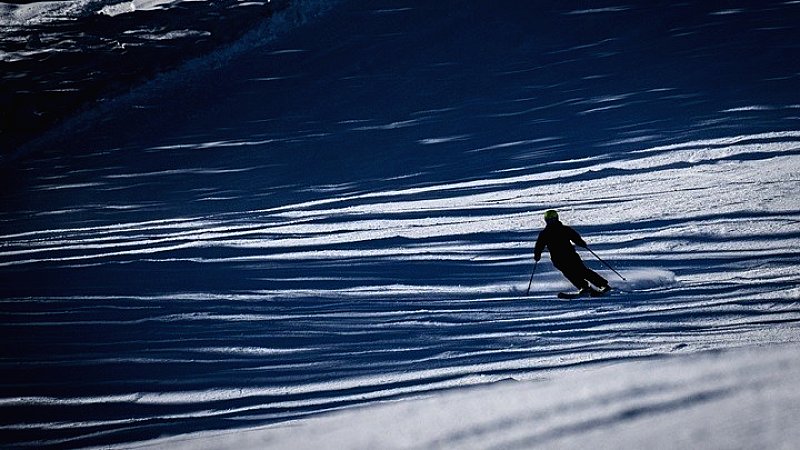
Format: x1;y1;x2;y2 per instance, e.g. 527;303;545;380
0;0;296;151
1;0;799;449
131;344;800;450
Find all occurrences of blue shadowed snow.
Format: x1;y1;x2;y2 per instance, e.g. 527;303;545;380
0;0;799;448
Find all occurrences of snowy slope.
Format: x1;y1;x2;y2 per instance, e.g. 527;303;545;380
126;343;800;450
1;0;799;448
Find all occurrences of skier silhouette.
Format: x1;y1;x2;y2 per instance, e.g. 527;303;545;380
534;210;610;295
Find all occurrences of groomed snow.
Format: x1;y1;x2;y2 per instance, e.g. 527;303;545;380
127;343;800;450
1;0;799;448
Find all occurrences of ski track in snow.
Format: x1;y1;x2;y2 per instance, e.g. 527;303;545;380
1;0;800;448
2;131;799;448
132;343;800;450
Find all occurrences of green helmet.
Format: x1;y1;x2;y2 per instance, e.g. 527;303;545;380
544;210;559;222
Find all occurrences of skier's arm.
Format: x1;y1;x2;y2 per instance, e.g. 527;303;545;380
534;231;546;261
567;226;588;248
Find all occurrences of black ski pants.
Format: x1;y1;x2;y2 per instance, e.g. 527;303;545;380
552;256;608;290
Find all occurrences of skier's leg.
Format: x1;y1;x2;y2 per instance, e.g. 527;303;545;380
554;260;589;290
583;267;609;289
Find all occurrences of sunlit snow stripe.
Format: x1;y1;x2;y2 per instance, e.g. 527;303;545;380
0;346;694;409
0;132;797;273
0;217;216;240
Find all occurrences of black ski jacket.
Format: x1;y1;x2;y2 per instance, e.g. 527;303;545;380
534;220;587;263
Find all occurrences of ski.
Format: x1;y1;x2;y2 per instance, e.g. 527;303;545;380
591;287;611;297
557;287;609;299
557;290;591;299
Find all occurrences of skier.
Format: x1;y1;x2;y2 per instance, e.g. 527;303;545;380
534;210;611;296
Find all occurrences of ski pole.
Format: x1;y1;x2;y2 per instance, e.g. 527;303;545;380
586;247;626;281
525;260;538;295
